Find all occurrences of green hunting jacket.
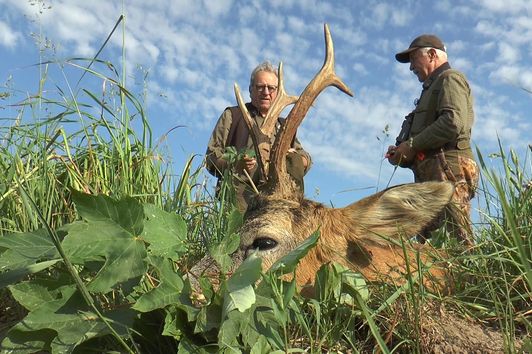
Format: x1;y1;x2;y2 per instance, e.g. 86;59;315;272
406;62;475;180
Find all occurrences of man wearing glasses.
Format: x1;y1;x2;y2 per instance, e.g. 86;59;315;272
206;61;312;211
386;34;479;246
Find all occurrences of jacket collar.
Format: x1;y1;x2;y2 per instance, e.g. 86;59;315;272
423;62;451;90
245;102;259;116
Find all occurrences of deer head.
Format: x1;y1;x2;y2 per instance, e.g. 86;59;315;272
191;24;453;297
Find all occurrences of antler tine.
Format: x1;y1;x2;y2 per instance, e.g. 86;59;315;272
234;83;267;179
270;23;354;182
261;62;299;137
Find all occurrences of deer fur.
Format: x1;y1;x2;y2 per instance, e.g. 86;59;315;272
235;181;452;293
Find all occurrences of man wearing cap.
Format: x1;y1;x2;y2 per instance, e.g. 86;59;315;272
386;34;479;246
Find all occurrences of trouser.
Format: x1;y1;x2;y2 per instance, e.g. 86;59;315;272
413;153;479;245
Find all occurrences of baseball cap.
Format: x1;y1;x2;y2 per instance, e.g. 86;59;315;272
395;34;446;63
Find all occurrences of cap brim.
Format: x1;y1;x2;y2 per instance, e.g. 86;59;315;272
395;47;418;63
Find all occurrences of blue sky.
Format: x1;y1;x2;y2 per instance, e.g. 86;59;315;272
1;0;531;212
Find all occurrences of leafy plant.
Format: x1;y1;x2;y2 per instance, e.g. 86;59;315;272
1;192;188;353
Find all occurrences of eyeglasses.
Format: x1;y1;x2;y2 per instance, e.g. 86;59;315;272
254;84;278;93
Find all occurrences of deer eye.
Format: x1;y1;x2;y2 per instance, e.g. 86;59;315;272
251;238;278;251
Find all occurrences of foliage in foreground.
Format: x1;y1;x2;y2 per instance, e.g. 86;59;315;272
0;190;372;353
0;145;530;353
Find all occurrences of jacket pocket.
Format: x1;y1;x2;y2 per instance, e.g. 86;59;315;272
410;109;427;136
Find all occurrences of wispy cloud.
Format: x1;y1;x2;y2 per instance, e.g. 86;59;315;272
0;20;21;48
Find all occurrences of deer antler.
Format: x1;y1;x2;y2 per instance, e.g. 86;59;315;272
234;83;269;179
261;62;299;138
234;63;298;181
268;24;354;191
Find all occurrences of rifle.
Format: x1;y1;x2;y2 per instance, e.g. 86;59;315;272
395;112;414;146
386;112;422;167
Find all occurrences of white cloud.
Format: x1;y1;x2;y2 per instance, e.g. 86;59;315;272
0;20;21;48
474;0;532;14
306;144;378;179
489;65;532;91
453;57;473;73
203;0;234;17
474;109;524;145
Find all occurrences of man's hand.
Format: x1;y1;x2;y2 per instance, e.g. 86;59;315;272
386;141;416;167
385;145;397;163
236;155;257;173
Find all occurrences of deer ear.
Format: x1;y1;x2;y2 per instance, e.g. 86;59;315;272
346;181;454;241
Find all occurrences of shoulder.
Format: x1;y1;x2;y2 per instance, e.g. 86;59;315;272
224;105;238;115
440;69;468;82
212;106;237;130
439;69;470;89
220;105;240;120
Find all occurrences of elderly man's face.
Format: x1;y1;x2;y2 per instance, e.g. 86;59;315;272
251;71;278;116
409;48;434;82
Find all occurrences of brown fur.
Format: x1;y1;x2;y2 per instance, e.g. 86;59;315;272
191;181;454;296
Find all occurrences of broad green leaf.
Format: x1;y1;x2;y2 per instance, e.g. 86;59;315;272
71;190;144;236
87;236;146;292
162;309;185;339
224;253;262;315
247;299;284;350
133;257;185;312
1;327;54;354
250;335;273;354
268;230;320;276
195;301;223;334
224;286;255;315
63;188;151;295
0;249;30;271
175;280;201;322
178;337;216;354
8;278;71;311
226;208;244;237
210;232;240;273
218;314;245;352
226;253;262;292
340;266;368;303
0;229;59;270
4;285;135;354
62;220;147;293
142;204;187;260
0;259;61;289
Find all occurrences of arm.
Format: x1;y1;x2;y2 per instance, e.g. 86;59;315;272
411;72;471;151
205;108;233;177
289;136;312;174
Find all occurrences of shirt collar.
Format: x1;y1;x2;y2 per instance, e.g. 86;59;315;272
423;62;451;90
